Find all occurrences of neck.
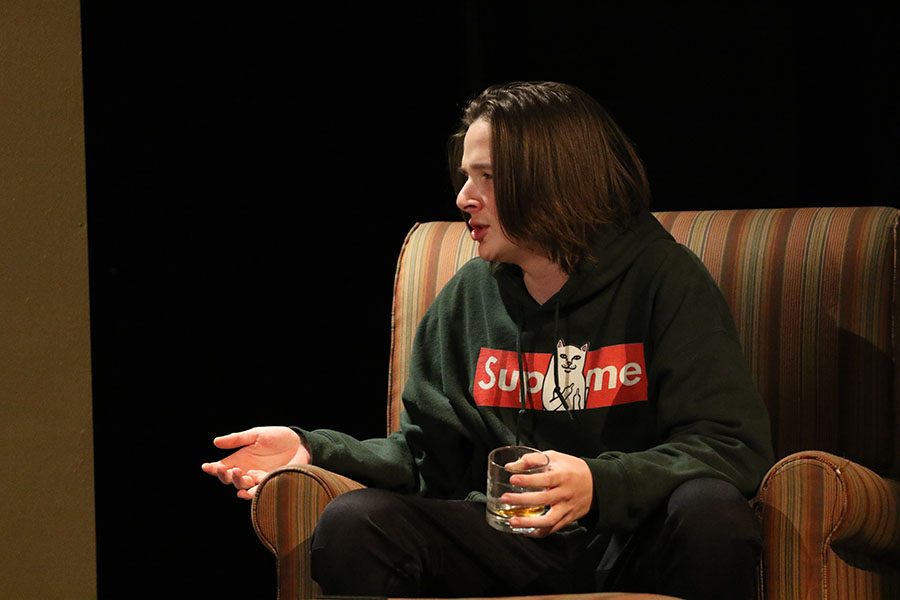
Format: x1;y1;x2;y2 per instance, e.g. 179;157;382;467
519;256;569;305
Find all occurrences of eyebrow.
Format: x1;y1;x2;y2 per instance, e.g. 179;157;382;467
458;162;493;175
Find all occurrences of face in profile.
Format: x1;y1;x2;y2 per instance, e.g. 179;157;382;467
456;118;532;266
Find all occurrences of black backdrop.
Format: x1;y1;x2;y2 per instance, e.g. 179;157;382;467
80;3;897;597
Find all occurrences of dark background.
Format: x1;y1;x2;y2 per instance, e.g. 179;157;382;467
80;2;898;597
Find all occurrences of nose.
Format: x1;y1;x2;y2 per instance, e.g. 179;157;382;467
456;178;481;214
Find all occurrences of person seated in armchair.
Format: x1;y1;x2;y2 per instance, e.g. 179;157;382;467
202;81;775;600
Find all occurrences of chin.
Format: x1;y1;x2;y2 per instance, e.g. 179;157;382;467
477;244;500;263
477;240;519;265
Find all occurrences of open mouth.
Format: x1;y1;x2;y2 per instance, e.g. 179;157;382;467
469;221;488;242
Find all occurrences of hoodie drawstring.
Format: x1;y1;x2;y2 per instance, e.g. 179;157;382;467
514;314;527;445
515;302;573;445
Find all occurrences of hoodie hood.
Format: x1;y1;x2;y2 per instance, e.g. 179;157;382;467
490;209;677;433
492;210;675;321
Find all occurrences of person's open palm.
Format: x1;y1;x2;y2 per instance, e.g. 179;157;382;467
202;426;310;500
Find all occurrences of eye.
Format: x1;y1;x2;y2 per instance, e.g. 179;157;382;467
560;354;568;360
482;173;493;181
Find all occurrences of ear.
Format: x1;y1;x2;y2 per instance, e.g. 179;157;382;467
557;339;564;348
580;343;589;352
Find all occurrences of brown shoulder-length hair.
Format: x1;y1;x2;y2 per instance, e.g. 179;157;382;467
449;81;651;274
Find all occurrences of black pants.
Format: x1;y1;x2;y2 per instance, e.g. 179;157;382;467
310;477;761;599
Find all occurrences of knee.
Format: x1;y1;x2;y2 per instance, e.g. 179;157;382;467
311;489;405;589
313;488;398;549
311;489;426;595
665;478;761;550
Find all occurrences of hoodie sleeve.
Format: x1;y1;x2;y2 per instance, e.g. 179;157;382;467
291;419;419;492
583;246;775;533
292;283;479;496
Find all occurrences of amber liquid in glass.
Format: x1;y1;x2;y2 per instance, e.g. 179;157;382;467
487;500;549;520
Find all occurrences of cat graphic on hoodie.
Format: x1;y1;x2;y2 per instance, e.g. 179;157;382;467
542;340;589;411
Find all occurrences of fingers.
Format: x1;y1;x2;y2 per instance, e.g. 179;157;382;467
202;457;270;501
235;470;268;500
201;461;220;476
229;467;245;487
510;505;571;536
200;462;237;484
215;464;235;484
505;451;592;536
501;489;552;507
228;467;256;491
203;463;247;487
511;513;556;534
236;485;258;501
500;487;557;535
246;469;268;482
229;467;270;491
509;470;554;489
212;428;260;449
505;452;548;472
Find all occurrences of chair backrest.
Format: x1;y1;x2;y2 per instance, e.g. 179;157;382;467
388;207;899;475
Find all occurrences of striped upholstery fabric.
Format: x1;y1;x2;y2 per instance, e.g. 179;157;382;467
255;206;899;599
755;451;900;598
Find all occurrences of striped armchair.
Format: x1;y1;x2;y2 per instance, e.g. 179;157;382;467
252;207;900;599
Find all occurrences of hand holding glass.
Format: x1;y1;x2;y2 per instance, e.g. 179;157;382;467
486;445;550;534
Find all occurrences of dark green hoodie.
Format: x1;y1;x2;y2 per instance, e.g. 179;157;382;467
297;211;774;533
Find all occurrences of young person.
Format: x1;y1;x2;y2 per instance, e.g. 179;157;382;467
202;81;774;599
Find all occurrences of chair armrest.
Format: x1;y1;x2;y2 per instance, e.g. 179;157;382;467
753;451;900;599
251;464;365;600
829;456;900;564
252;464;365;553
